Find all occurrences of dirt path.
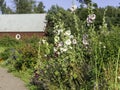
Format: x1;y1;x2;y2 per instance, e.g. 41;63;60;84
0;67;28;90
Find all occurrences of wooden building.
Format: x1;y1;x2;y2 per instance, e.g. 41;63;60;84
0;14;46;40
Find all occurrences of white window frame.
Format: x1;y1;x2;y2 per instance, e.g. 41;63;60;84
16;34;21;40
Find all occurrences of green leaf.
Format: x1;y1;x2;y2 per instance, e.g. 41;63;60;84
73;73;78;79
55;71;59;76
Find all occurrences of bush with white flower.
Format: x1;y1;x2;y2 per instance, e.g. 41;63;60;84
33;3;120;90
53;27;77;56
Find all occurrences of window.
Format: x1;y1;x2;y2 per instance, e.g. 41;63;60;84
16;34;21;40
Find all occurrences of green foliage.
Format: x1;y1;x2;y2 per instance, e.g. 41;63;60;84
34;2;45;13
0;37;40;71
106;6;120;27
14;0;34;13
0;48;11;60
0;36;20;47
77;0;92;5
0;0;46;14
13;44;38;70
0;45;37;70
46;5;81;43
23;36;40;48
0;0;13;14
32;4;120;90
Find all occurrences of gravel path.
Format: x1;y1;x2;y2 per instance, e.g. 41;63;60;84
0;67;28;90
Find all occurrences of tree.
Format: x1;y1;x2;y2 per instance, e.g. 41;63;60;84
0;0;4;6
77;0;91;5
0;0;13;14
0;0;6;13
3;6;13;14
93;3;98;8
34;2;45;13
14;0;35;14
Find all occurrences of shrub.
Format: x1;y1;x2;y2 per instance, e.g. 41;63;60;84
0;36;20;47
31;7;120;90
0;48;11;60
13;44;38;70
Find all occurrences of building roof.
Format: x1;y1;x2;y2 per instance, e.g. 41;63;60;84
0;14;46;32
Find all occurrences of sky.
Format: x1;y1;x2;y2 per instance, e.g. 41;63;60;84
6;0;120;11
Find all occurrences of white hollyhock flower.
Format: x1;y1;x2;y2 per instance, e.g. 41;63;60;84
60;47;68;52
53;30;57;34
70;5;77;12
82;39;89;45
63;47;68;52
63;45;69;51
64;30;71;36
58;42;63;47
87;17;93;24
83;34;88;40
72;39;77;44
57;29;63;35
56;51;60;55
65;39;72;45
89;14;96;20
82;34;89;45
87;14;96;24
42;39;46;44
